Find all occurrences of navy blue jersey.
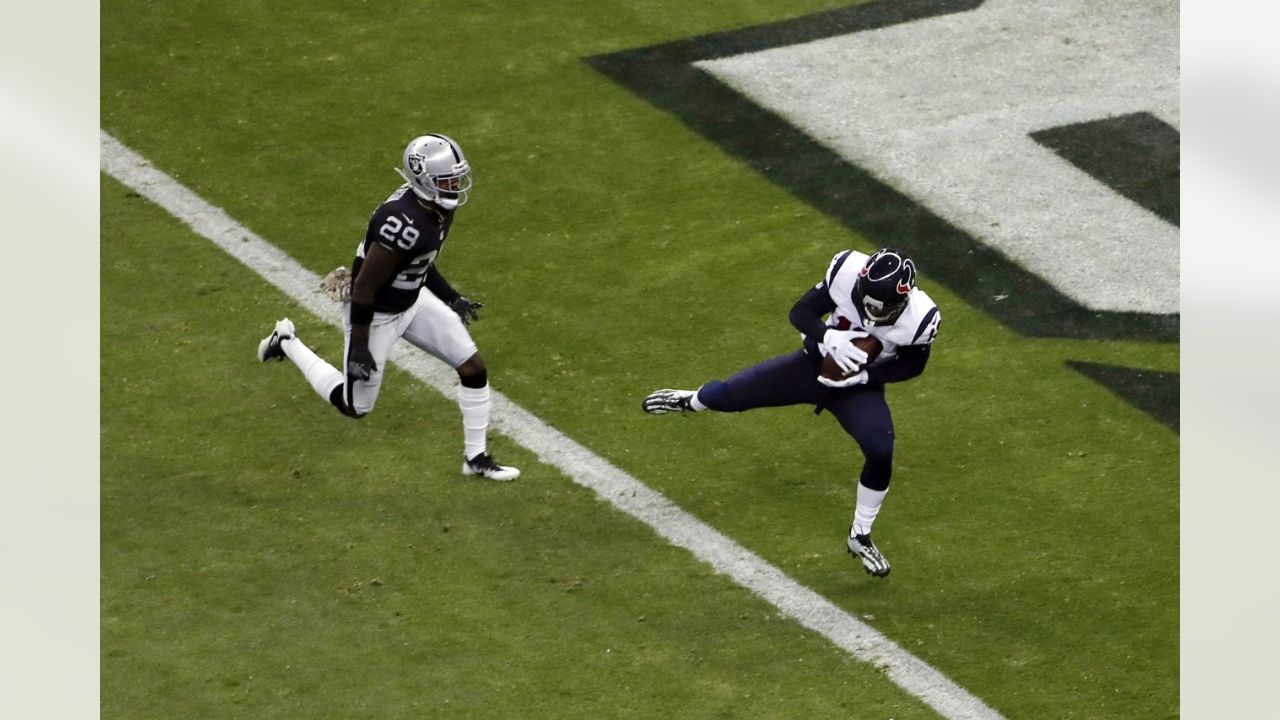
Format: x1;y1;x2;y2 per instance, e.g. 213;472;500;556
351;184;455;313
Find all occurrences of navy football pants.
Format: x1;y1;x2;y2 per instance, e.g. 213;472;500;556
696;350;895;491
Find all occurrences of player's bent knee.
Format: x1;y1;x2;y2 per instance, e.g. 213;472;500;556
696;380;737;412
861;433;895;465
858;434;895;492
329;386;369;419
855;432;895;485
456;352;487;389
456;352;485;374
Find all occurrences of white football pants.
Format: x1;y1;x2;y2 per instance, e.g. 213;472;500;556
340;291;478;415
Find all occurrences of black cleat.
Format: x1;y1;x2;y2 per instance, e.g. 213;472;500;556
847;532;891;577
462;452;520;482
642;388;695;414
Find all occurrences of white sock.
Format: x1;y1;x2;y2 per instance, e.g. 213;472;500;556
852;483;889;537
458;383;490;461
690;388;708;412
283;337;343;401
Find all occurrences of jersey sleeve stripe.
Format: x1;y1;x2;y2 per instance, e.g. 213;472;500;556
826;250;853;287
911;306;939;344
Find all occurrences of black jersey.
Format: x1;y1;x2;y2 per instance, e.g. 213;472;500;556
351;184;455;313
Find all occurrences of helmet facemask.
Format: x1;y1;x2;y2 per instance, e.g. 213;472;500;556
859;290;909;325
424;166;472;209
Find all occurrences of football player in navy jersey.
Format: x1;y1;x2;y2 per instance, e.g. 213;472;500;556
258;134;519;481
643;249;940;576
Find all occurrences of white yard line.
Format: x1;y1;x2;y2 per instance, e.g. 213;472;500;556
101;130;1007;720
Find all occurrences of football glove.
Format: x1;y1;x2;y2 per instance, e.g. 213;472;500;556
319;266;352;303
347;341;376;381
820;328;869;372
449;296;484;325
818;369;870;388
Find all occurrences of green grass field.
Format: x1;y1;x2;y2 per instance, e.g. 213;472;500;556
102;1;1178;717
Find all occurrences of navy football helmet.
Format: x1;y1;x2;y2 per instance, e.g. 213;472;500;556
854;248;916;325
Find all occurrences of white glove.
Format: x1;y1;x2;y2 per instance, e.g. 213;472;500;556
820;328;869;372
818;369;869;388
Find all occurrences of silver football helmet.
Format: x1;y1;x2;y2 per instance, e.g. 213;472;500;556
395;134;472;209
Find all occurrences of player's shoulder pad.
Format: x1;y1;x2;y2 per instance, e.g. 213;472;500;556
824;249;870;300
371;184;415;218
825;249;870;288
384;182;413;205
369;194;400;223
365;190;421;252
884;290;940;347
905;289;940;345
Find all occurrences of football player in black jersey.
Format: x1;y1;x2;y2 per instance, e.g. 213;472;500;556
642;249;941;577
258;134;519;481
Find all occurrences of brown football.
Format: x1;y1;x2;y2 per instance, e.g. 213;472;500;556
821;335;883;381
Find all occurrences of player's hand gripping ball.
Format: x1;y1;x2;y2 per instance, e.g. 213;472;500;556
821;335;882;381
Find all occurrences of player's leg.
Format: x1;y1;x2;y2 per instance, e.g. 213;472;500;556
258;317;349;411
643;350;824;414
828;386;895;577
256;311;395;419
338;308;401;417
401;293;520;481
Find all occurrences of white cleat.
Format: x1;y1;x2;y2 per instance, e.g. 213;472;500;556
257;318;296;362
462;452;521;482
847;532;891;578
642;388;695;414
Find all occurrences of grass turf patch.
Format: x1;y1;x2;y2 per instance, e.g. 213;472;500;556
103;1;1178;716
101;174;944;719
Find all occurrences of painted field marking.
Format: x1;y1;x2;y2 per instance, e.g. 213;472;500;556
101;130;1006;720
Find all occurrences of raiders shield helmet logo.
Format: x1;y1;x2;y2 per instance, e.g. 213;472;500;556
407;153;426;176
